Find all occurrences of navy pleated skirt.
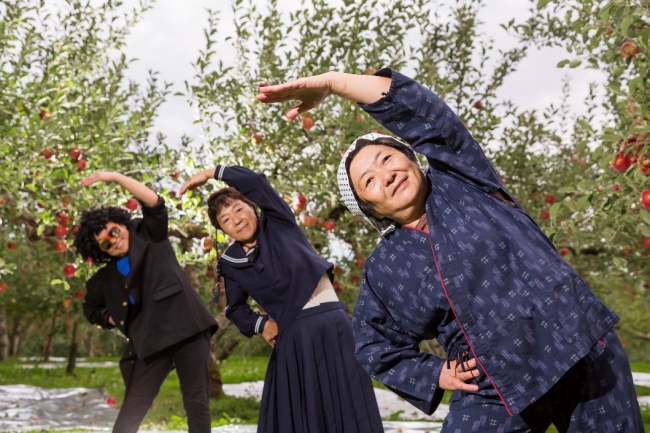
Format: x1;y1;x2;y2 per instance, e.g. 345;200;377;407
258;301;383;433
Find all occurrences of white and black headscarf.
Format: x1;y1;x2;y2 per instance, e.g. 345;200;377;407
337;132;421;237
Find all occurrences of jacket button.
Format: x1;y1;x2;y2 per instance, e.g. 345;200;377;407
120;320;124;325
122;301;127;307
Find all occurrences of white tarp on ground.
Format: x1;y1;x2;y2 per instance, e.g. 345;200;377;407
0;385;116;431
0;373;647;431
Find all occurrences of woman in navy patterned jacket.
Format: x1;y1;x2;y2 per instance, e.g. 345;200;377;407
257;69;644;431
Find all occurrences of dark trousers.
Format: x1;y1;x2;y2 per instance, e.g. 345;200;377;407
113;331;212;433
441;329;644;432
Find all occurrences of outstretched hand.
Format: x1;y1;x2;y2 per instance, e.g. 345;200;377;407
255;74;333;121
438;357;480;392
80;171;117;187
179;169;214;198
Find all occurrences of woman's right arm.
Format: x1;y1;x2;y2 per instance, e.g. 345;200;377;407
83;281;115;330
353;276;479;415
223;273;270;339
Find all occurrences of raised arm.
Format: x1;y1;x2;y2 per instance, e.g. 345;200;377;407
180;166;295;225
81;171;167;241
257;68;503;191
81;171;158;206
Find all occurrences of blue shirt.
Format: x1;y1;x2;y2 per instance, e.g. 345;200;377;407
352;68;616;417
116;257;135;306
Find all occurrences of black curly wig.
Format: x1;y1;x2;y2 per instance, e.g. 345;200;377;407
73;206;133;264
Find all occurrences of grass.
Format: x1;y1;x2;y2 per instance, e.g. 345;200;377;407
0;357;648;431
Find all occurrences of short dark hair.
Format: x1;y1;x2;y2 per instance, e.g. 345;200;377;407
73;207;132;264
207;187;257;231
344;136;420;218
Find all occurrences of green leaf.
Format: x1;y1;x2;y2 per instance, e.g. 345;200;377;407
556;59;570;68
612;256;625;270
536;0;553;10
50;279;63;286
550;202;561;218
568;60;582;68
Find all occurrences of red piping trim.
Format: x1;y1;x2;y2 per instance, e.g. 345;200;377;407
598;339;606;347
426;235;514;417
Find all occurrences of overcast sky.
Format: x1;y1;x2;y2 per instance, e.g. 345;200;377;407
121;0;607;149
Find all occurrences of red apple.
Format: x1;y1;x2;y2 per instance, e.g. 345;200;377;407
74;290;84;300
125;198;138;211
201;237;213;250
42;149;54;160
55;212;70;225
297;194;307;206
71;225;79;235
351;275;360;284
62;299;72;309
545;194;555;204
364;66;376;75
643;237;650;249
323;220;335;231
54;225;68;238
0;283;6;293
171;171;179;179
251;132;263;145
621;41;639;59
63;263;76;277
613;184;620;192
641;189;650;210
85;257;93;265
301;116;314;131
54;240;66;252
207;264;214;278
68;148;81;161
39;109;51;120
333;280;343;293
169;191;177;198
559;247;569;257
610;153;631;173
333;265;342;275
7;242;17;250
354;114;365;122
76;159;86;172
541;209;551;220
354;254;365;269
301;215;314;227
473;100;484;109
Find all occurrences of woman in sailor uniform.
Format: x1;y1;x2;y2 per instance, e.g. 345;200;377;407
180;166;383;433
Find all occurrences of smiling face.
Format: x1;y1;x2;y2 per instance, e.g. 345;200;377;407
216;199;259;246
93;222;130;257
348;144;427;225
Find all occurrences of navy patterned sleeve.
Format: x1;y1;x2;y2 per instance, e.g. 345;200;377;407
215;165;295;226
359;68;503;191
352;278;446;415
222;271;268;338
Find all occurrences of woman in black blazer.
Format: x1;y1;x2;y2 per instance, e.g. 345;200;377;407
73;171;218;433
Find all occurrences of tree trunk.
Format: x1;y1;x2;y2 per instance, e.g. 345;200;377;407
9;316;22;357
208;358;224;399
87;330;95;358
42;316;57;362
0;309;9;361
66;320;79;374
214;337;239;362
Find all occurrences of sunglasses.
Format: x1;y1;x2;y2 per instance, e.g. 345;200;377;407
98;225;121;252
